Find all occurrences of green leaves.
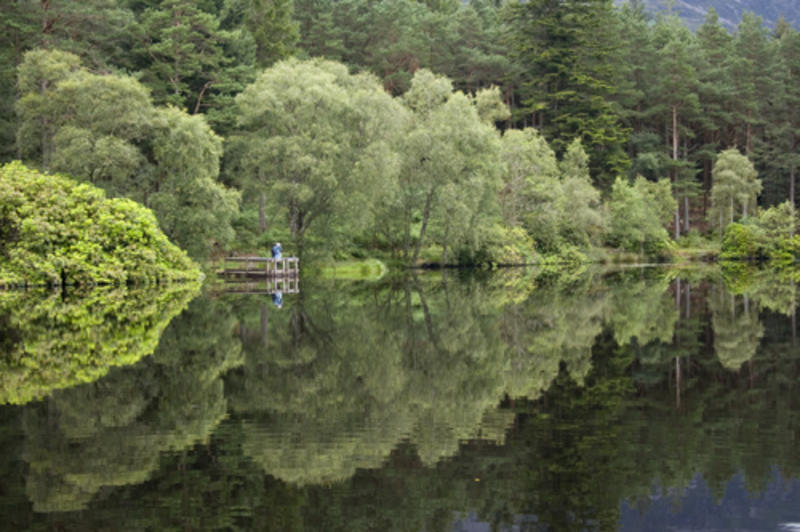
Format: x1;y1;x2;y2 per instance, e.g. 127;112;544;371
506;0;629;186
234;58;405;257
710;148;762;234
606;176;675;254
0;162;200;286
15;50;239;260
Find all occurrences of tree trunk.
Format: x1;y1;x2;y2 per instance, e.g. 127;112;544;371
258;192;267;232
672;105;679;163
674;207;680;240
193;80;212;114
791;132;797;214
745;112;752;154
675;355;681;410
794;307;797;347
683;195;690;233
672;104;680;239
793;281;797;346
791;162;796;229
412;191;434;265
686;282;691;319
730;197;734;226
403;203;412;261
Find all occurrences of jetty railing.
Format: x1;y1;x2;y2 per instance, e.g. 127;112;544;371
220;257;299;279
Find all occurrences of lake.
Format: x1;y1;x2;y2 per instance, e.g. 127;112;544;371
2;265;800;531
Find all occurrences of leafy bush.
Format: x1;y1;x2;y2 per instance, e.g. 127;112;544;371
721;222;762;260
462;225;539;266
0;162;200;286
605;176;675;257
720;202;800;262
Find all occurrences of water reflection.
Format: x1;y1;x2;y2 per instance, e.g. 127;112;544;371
0;283;199;404
18;293;240;513
3;267;800;530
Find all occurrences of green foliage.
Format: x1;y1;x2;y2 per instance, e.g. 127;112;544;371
0;282;199;405
398;71;504;264
498;131;603;258
7;1;800;263
709;148;762;235
506;0;630;187
15;50;239;261
148;106;240;258
721;201;800;261
478;224;539;266
606;176;675;256
0;162;200;286
721;222;763;260
233;58;405;258
242;0;299;67
132;0;258;133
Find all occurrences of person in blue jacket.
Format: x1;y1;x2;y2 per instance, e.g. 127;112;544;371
271;242;282;259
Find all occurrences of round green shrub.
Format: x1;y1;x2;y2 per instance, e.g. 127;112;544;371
0;162;200;286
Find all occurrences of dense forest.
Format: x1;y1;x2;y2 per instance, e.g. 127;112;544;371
4;0;800;265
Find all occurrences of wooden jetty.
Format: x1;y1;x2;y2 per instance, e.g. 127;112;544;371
219;256;299;280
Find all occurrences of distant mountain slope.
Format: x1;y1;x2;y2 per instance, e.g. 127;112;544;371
619;0;800;30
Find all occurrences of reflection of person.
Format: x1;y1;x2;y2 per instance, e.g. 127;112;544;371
271;242;282;259
272;291;283;308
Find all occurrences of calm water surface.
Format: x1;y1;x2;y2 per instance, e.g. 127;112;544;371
2;266;800;531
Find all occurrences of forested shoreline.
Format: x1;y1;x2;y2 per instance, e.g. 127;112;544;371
4;0;800;267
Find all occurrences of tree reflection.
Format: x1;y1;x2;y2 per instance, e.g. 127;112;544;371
0;283;199;404
225;276;515;484
6;267;800;531
711;283;764;370
21;293;240;512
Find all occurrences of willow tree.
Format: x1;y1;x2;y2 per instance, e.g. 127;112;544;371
233;58;406;258
709;148;761;235
15;49;239;260
398;69;503;263
710;284;763;371
498;127;560;251
606;176;675;255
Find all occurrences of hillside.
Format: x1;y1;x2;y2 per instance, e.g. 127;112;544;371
624;0;800;29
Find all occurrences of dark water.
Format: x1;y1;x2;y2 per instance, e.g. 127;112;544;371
3;266;800;531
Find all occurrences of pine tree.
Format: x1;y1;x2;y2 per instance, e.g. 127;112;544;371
506;0;629;188
695;8;735;212
651;15;701;238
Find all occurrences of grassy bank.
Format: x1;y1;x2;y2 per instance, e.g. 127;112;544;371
312;259;388;281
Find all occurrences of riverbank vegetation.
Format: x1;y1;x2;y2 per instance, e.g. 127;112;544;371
4;1;800;267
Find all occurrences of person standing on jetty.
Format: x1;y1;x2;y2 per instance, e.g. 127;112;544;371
271;242;282;259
